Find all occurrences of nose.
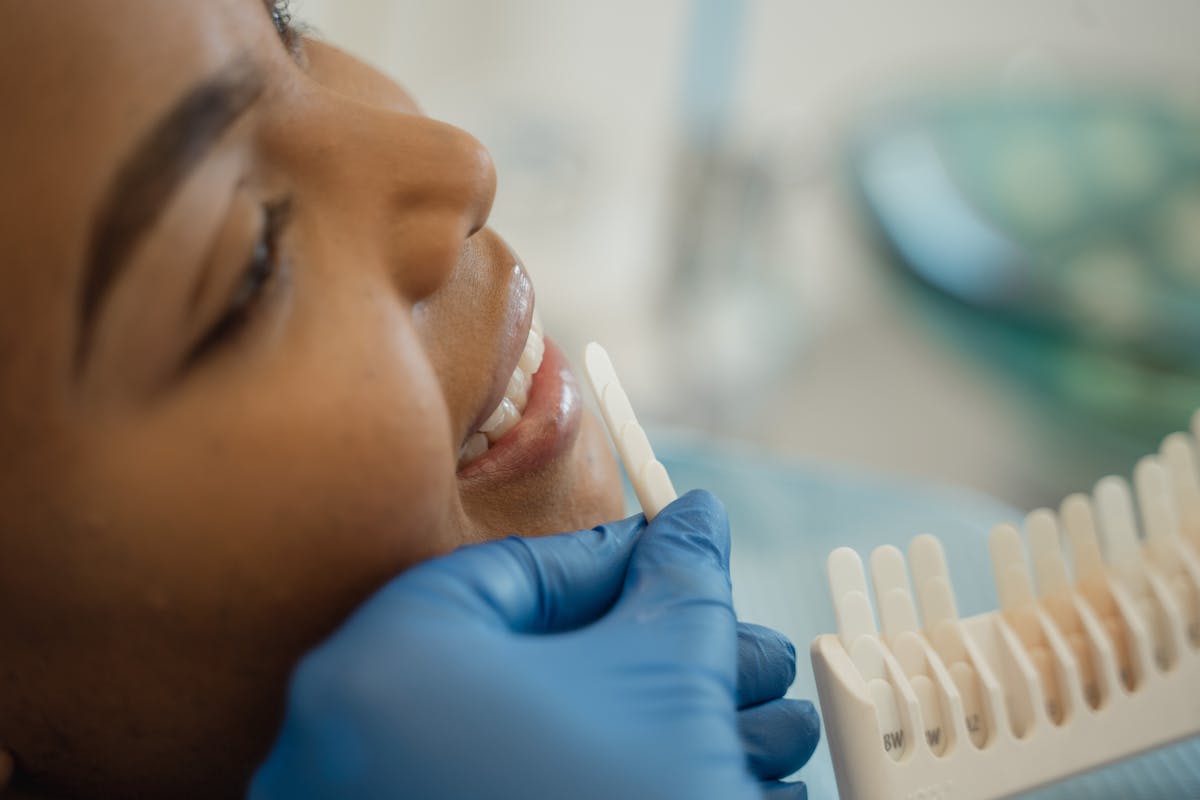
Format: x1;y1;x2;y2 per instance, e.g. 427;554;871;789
376;117;498;299
393;117;497;240
294;95;498;302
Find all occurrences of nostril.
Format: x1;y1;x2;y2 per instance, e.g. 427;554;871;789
467;160;497;238
388;217;473;303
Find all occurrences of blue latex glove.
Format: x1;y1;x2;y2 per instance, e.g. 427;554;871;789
249;490;819;799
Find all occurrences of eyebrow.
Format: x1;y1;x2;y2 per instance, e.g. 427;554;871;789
76;59;266;370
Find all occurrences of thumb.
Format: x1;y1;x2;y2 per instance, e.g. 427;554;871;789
614;489;736;625
395;514;647;633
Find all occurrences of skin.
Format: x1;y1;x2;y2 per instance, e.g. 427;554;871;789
0;2;623;797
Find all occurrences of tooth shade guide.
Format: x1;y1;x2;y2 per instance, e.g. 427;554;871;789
811;408;1200;799
1134;458;1178;555
1061;493;1106;581
602;385;636;437
1027;509;1071;596
906;535;990;749
1160;433;1200;547
616;422;654;472
826;545;911;754
1094;476;1142;573
828;547;873;645
909;534;960;630
815;533;1200;799
909;674;948;755
949;662;988;748
989;523;1036;611
636;460;676;520
1134;457;1200;640
583;343;618;394
869;545;919;639
582;342;676;521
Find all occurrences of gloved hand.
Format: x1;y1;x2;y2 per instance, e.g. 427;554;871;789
249;490;820;800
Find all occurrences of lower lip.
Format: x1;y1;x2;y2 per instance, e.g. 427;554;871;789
457;337;583;483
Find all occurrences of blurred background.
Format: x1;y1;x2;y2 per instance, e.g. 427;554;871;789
298;0;1200;511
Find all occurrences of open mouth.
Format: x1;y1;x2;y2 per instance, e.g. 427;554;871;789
456;315;583;481
458;311;545;469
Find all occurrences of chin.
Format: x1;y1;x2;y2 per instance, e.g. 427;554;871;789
535;409;626;533
462;411;625;539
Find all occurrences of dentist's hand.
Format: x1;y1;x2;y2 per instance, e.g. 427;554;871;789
249;490;819;800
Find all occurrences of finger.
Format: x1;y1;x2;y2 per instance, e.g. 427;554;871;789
616;489;733;616
739;698;821;781
760;780;808;799
593;490;738;694
390;514;646;632
737;623;797;708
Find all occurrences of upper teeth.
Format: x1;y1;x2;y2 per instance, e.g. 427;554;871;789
458;312;544;468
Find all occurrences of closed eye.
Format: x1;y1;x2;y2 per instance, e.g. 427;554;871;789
188;197;292;363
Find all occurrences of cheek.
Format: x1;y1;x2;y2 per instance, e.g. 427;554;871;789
27;312;468;759
0;331;465;793
126;317;462;611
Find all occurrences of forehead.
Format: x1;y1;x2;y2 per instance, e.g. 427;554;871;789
0;0;272;397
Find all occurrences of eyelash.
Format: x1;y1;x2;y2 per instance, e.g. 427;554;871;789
270;0;292;31
270;0;302;53
190;198;292;361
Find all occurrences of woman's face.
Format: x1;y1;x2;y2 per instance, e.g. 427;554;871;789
0;2;623;797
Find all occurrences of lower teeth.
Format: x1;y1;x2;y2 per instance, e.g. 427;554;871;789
459;432;489;467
